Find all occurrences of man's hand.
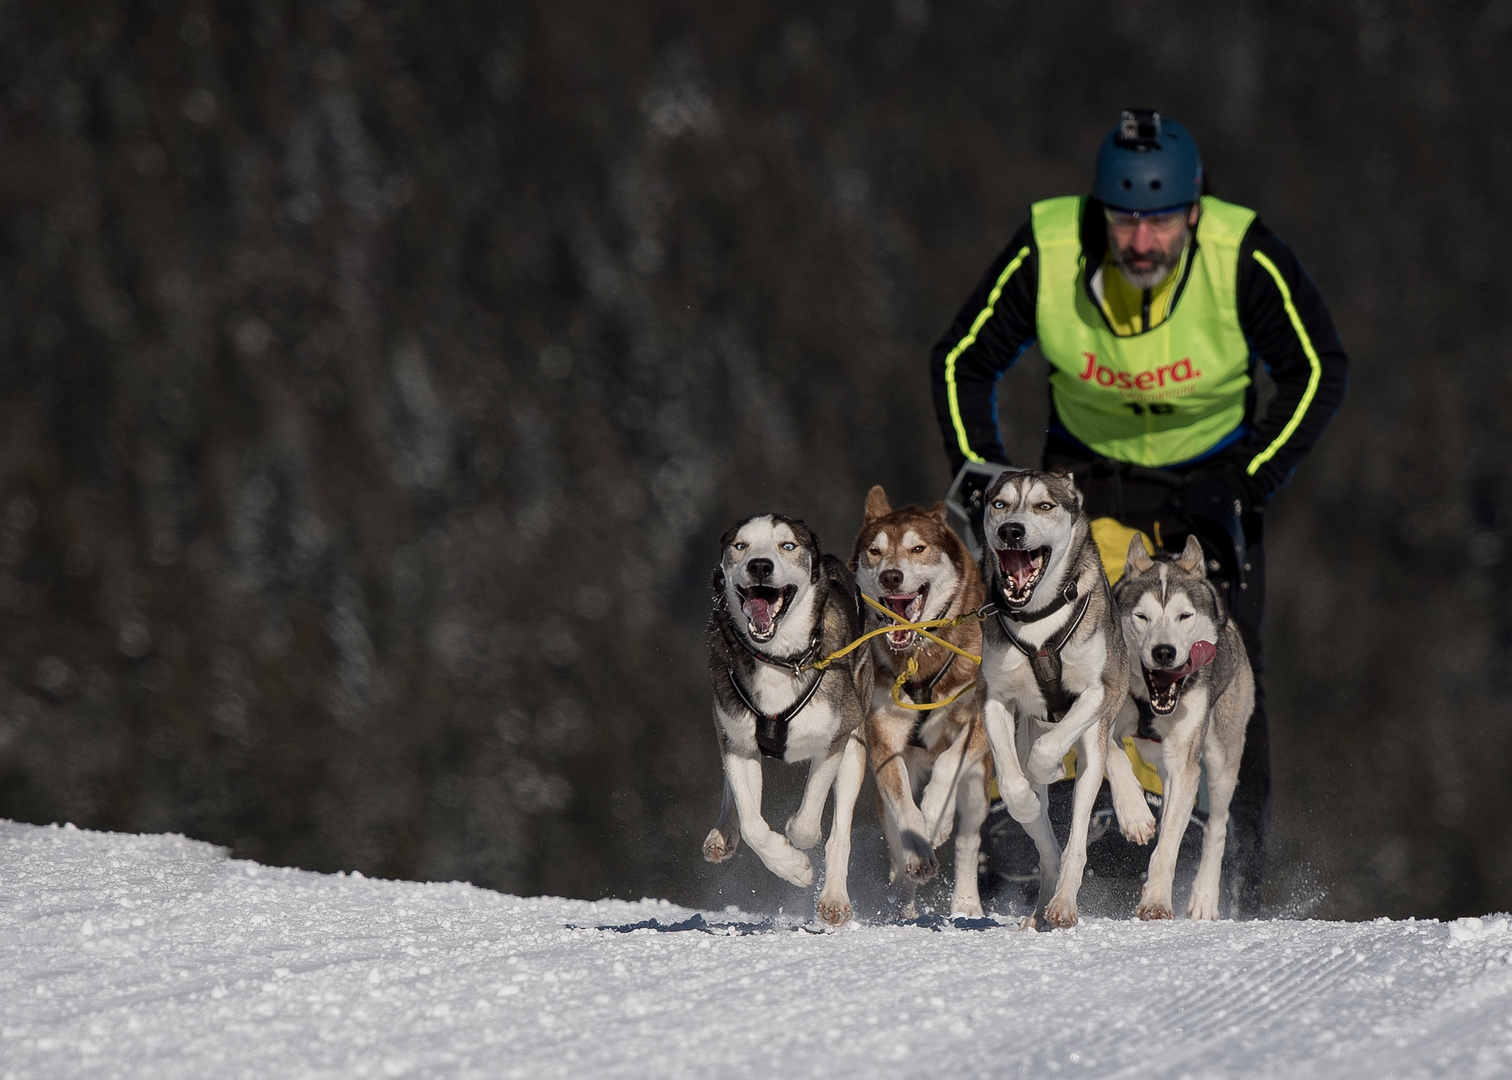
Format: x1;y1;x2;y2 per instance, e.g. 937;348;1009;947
1168;465;1261;582
951;462;1011;546
1174;465;1254;520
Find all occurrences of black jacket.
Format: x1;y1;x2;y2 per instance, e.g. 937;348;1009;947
928;199;1348;500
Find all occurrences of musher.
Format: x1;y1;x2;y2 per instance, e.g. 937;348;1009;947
930;109;1347;917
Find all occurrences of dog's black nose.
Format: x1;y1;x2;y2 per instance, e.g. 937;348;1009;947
747;558;774;581
1151;644;1177;667
879;569;904;592
998;521;1026;546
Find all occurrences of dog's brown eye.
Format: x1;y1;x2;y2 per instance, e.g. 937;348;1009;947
912;545;926;554
868;547;882;557
1037;501;1055;511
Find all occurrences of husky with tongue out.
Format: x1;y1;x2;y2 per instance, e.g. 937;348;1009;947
1105;534;1255;921
850;486;990;919
705;514;872;926
977;468;1130;929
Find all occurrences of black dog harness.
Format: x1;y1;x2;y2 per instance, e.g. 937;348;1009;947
714;588;836;759
993;580;1092;724
1131;695;1163;742
724;664;827;758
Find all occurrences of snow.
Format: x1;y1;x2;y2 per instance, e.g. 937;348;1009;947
2;821;1511;1079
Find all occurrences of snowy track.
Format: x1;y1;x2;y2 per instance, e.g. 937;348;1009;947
2;822;1510;1079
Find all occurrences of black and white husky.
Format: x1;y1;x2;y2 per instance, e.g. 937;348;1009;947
1106;534;1255;921
703;514;872;926
977;470;1130;928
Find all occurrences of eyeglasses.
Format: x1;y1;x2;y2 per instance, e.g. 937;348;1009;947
1103;206;1190;232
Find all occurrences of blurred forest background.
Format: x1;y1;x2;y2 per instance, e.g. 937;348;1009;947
0;0;1508;920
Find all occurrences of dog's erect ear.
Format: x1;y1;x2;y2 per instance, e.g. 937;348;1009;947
1047;468;1083;513
928;500;948;523
1126;534;1155;576
864;485;892;521
1177;534;1206;576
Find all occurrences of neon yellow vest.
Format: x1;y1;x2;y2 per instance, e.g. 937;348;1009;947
1033;195;1256;466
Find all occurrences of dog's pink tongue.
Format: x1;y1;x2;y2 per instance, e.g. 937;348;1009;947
742;597;774;634
1189;640;1217;669
997;549;1035;590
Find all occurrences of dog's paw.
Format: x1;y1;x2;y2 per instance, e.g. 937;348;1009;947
1026;746;1067;786
903;843;939;884
1002;787;1043;824
899;899;919;921
1117;804;1157;845
765;845;814;888
816;893;853;927
1187;887;1221;921
1136;899;1175;921
702;828;738;863
784;815;821;851
950;896;984;919
1044;896;1079;929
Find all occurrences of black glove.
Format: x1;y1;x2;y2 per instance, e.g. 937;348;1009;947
956;464;1007;546
1167;465;1259;583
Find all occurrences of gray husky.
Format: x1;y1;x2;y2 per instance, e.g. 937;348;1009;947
977;469;1130;928
1106;534;1255;921
704;514;872;926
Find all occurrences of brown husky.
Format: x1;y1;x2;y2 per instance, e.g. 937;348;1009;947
851;486;991;918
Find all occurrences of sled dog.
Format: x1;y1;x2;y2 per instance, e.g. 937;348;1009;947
704;514;872;925
977;469;1130;928
850;486;990;919
1105;534;1254;920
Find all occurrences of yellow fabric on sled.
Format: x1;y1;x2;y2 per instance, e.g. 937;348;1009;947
987;738;1163;800
1090;517;1156;584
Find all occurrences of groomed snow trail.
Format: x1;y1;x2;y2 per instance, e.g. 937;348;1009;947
2;822;1511;1079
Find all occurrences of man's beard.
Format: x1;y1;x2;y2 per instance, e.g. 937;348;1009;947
1112;236;1187;290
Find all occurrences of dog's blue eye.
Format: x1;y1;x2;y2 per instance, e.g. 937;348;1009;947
733;542;747;551
781;542;796;550
991;500;1005;509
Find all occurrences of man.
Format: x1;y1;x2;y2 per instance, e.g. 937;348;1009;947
930;109;1347;916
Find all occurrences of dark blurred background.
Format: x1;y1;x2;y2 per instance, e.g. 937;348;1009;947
0;0;1507;920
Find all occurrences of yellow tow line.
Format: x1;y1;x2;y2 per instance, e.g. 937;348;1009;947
806;593;984;713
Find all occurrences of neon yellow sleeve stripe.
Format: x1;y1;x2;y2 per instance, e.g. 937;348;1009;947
943;246;1031;464
1245;250;1323;477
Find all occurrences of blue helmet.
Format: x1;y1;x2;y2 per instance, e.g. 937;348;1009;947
1094;109;1203;212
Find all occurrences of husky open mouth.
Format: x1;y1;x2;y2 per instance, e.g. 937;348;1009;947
1142;640;1218;715
737;583;797;642
995;546;1051;606
877;583;930;651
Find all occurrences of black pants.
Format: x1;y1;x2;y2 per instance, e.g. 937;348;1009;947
1044;450;1270;917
